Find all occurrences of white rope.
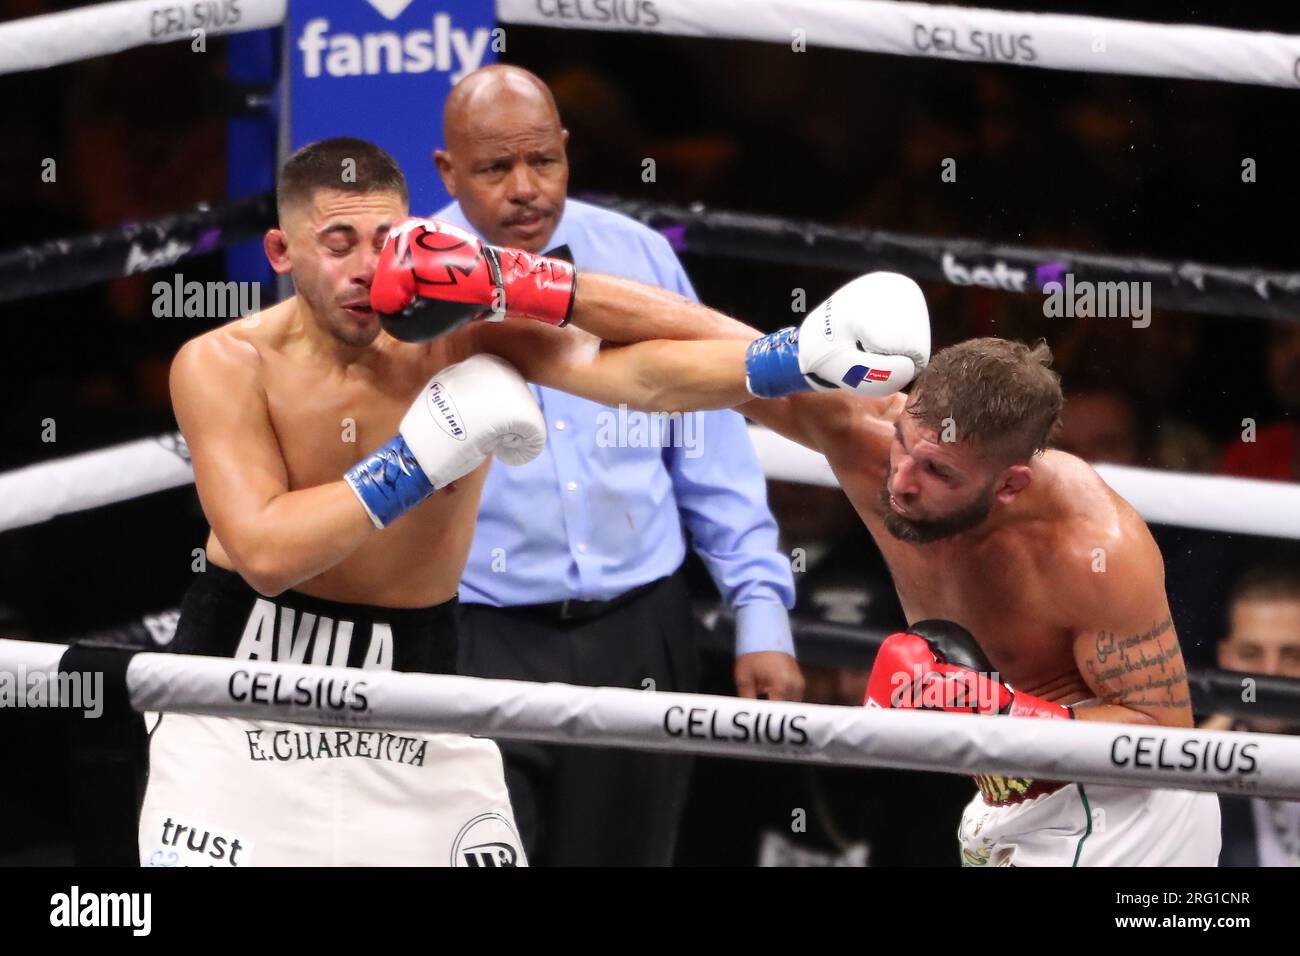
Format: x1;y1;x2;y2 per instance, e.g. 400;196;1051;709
3;0;1298;89
12;638;1298;799
750;426;1300;539
498;0;1300;90
3;426;1299;540
0;0;285;75
1092;462;1300;539
0;434;193;533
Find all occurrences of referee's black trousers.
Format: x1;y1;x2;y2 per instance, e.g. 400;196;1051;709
457;568;699;866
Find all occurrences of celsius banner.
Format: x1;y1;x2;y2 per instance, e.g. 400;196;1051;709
285;0;502;216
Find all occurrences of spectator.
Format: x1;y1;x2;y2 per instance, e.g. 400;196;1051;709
1056;380;1219;472
1208;566;1300;866
1057;386;1144;466
1220;324;1300;482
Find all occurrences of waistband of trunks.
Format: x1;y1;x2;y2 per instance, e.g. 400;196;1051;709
974;774;1068;808
170;564;459;675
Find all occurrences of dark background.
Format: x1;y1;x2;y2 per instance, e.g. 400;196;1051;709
2;0;1299;864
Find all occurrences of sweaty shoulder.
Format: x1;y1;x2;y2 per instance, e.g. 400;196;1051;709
1038;449;1163;595
170;303;292;401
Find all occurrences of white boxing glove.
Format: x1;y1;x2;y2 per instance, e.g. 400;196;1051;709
745;272;930;398
344;353;545;528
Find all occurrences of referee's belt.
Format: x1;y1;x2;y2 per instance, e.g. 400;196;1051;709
503;578;663;624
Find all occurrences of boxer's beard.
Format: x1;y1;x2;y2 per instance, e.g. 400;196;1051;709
880;478;996;544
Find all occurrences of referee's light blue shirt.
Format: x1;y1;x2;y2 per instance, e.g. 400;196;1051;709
435;198;795;657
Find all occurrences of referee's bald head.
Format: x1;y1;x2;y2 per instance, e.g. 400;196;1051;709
435;65;570;252
443;65;563;153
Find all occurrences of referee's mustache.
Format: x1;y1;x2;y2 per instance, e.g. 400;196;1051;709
502;204;557;227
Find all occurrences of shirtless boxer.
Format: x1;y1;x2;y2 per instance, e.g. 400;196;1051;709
376;219;1221;866
142;138;610;867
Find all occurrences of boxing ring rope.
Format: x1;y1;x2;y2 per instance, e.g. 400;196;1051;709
4;423;1300;541
0;0;286;74
10;192;1298;319
4;0;1300;89
746;428;1300;541
0;433;194;533
0;196;273;306
597;197;1300;324
8;638;1300;799
694;609;1300;724
57;598;1300;721
499;1;1300;90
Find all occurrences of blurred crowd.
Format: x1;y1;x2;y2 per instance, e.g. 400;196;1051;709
1;1;1298;866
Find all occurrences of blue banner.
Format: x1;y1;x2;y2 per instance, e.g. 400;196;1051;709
226;28;279;289
285;0;500;217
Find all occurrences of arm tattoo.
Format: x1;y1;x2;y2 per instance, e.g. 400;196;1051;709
1086;616;1191;709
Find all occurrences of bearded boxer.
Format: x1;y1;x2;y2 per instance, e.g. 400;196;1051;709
375;219;1221;866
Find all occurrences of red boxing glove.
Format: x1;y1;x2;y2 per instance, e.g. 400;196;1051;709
864;620;1071;720
371;218;576;343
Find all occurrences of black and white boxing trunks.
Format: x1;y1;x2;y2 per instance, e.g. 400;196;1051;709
139;566;524;867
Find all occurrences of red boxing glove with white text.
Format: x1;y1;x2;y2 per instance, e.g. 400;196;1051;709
864;620;1071;719
371;217;576;342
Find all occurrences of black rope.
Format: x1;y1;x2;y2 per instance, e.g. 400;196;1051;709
0;194;275;304
694;603;1300;721
592;196;1300;323
3;192;1297;322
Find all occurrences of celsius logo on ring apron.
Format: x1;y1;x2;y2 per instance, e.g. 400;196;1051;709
286;0;503;216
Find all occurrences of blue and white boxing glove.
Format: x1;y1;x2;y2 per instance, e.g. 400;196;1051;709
344;353;545;528
745;272;930;398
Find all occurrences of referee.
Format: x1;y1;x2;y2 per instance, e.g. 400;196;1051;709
433;66;801;865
